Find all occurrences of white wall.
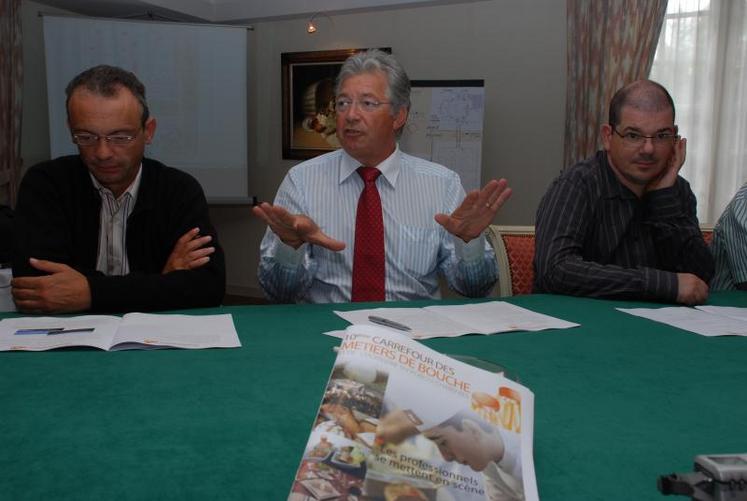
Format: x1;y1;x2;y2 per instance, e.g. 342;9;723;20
21;0;567;298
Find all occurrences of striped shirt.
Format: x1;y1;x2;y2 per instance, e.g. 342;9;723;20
258;147;497;303
90;167;142;276
533;150;713;302
711;183;747;290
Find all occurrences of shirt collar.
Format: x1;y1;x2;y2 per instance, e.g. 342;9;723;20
90;163;143;202
339;145;401;187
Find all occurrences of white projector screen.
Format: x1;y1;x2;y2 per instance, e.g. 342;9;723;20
43;15;249;203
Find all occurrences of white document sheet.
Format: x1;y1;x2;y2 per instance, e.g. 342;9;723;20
617;307;747;337
695;305;747;322
111;313;241;350
0;313;241;351
333;301;579;339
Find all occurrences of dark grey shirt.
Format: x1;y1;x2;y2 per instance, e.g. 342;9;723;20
533;150;714;302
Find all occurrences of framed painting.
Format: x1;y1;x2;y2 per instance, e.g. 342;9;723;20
281;48;391;160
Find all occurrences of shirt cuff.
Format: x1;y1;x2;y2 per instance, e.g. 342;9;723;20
274;241;306;267
642;267;679;302
453;234;487;262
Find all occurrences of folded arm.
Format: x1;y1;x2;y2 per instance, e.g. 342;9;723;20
13;227;217;314
86;183;225;312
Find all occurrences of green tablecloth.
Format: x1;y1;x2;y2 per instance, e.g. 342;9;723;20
2;292;746;500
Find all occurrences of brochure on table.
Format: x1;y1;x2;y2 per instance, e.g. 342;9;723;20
0;312;240;351
288;324;538;501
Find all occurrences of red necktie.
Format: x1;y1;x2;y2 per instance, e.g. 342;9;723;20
352;167;385;302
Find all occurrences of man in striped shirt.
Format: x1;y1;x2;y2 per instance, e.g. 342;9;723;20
534;80;713;305
711;183;747;290
254;50;512;303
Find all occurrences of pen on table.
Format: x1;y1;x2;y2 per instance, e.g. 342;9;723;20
368;316;412;332
14;327;64;335
46;328;96;335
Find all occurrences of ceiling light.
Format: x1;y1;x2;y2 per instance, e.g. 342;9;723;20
306;12;332;34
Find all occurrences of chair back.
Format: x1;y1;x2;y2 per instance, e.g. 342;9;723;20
701;226;714;245
486;225;535;296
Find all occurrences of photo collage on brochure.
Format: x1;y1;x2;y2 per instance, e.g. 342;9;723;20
290;362;388;500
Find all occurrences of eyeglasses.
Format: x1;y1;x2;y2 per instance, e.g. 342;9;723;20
72;132;139;147
334;98;391;113
612;127;677;147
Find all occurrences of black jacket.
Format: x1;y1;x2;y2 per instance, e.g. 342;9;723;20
12;155;225;312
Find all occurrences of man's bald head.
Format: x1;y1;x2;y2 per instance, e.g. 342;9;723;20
608;80;675;126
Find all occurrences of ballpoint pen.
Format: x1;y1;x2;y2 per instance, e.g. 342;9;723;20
368;316;412;332
14;327;94;335
14;327;64;335
46;328;96;335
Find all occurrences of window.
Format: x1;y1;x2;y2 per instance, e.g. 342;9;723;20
650;0;747;224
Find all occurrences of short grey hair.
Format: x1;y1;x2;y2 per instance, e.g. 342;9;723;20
335;49;411;116
65;65;150;126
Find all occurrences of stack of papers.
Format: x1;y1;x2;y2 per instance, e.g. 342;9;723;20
617;305;747;337
333;301;579;339
0;312;241;351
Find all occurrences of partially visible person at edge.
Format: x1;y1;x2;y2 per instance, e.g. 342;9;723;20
254;49;511;303
12;64;225;313
710;182;747;291
533;79;713;305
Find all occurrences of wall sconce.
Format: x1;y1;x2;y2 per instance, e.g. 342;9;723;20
307;12;332;34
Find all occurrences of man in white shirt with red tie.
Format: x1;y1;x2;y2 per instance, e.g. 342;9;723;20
254;49;511;303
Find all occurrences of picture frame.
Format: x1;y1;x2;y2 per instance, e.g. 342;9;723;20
281;48;391;160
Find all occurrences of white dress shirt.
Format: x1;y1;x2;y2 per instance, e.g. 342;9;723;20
258;147;497;303
91;166;142;276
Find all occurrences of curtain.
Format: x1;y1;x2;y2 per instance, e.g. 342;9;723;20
650;0;747;224
564;0;668;169
0;0;23;207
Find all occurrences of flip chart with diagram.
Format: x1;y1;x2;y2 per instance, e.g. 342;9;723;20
400;80;485;191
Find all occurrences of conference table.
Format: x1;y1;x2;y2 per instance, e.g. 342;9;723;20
2;292;746;500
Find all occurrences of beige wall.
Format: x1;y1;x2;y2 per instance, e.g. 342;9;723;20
21;0;69;170
21;0;567;297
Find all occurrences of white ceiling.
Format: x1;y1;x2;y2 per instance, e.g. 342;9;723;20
31;0;483;23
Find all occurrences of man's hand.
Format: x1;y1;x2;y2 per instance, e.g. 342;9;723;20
11;258;91;313
676;272;708;305
252;202;346;251
434;178;512;242
162;227;215;274
647;136;687;193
